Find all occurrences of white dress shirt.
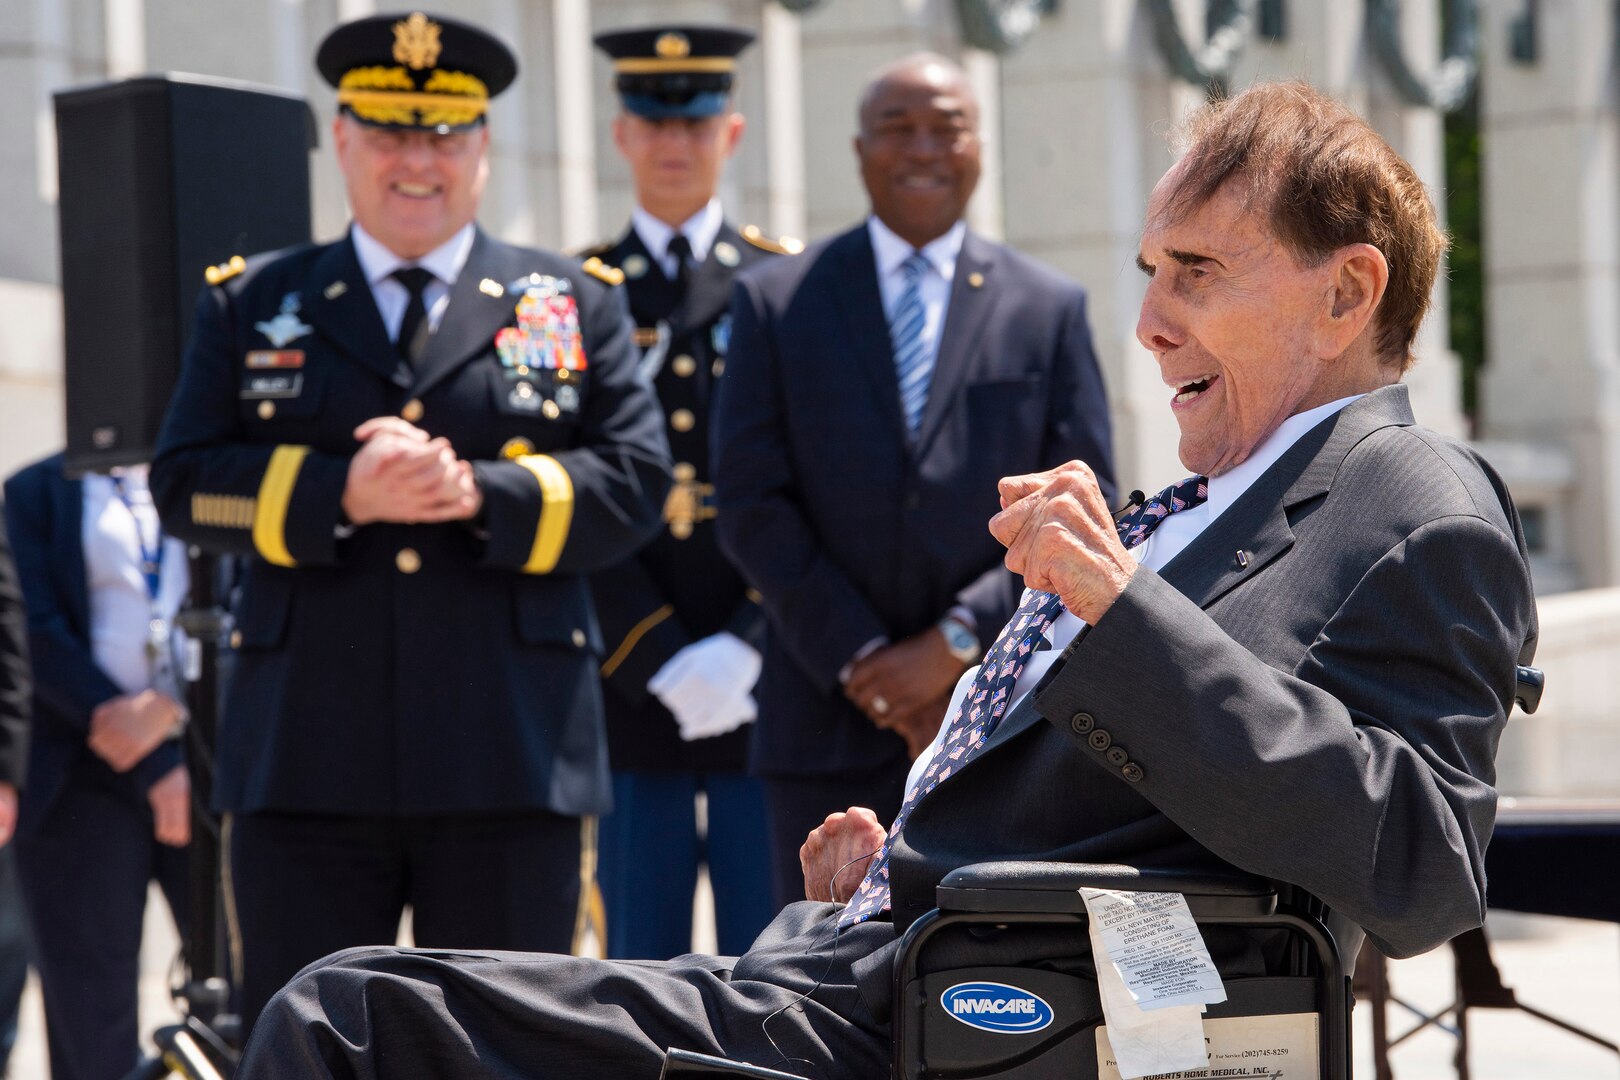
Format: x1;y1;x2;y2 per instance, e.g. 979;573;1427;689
350;221;476;342
905;394;1365;793
868;215;965;380
82;466;190;697
632;198;724;280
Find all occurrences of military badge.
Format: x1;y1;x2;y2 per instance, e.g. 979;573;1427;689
711;313;732;357
254;292;314;348
713;241;740;268
245;350;305;369
555;383;581;413
507;379;541;413
621;254;649;280
494;276;589;373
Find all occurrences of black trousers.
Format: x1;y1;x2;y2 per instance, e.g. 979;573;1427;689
14;762;188;1080
239;901;895;1080
761;758;912;912
227;808;585;1037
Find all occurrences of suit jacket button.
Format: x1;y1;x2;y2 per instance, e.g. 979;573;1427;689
672;355;696;377
571;629;587;648
402;398;424;422
395;547;421;574
1105;746;1128;767
1121;762;1144;783
1070;712;1094;734
1087;729;1112;752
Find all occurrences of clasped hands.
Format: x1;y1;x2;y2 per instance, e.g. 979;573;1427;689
86;689;190;847
341;417;482;525
649;632;761;742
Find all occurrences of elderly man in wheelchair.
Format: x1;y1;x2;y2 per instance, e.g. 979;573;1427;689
236;80;1537;1080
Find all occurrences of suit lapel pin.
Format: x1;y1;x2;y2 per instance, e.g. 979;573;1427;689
323;280;348;300
967;271;985;289
479;278;504;297
1235;550;1251;569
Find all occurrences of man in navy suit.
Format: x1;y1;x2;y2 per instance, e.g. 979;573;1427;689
4;454;189;1080
713;53;1115;908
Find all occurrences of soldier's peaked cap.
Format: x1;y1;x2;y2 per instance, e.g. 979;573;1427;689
317;11;517;133
593;24;755;120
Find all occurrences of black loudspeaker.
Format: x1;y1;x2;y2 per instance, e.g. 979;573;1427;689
55;74;316;475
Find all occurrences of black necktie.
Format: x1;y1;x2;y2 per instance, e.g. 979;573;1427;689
667;234;692;296
392;266;436;366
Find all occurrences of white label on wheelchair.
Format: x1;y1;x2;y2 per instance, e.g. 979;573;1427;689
1096;1012;1321;1080
1080;889;1227;1010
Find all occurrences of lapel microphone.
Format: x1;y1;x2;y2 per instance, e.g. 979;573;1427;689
1112;489;1146;522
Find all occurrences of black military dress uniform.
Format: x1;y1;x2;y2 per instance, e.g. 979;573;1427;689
150;11;670;1033
585;23;800;959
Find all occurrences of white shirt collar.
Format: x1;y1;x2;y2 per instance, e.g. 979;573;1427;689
632;198;725;267
350;221;476;290
867;215;966;284
1203;394;1365;525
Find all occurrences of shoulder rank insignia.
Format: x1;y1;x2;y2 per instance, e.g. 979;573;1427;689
581;256;625;286
204;255;247;286
740;225;804;256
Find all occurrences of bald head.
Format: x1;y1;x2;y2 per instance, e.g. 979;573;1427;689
855;53;982;248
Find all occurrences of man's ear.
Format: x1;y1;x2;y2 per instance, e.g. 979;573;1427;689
1318;243;1389;357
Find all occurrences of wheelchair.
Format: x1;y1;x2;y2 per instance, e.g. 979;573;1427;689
664;861;1353;1080
663;666;1545;1079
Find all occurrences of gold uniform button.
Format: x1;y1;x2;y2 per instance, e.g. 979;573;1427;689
395;547;422;574
673;462;696;483
229;629;243;649
501;437;535;461
672;355;697;378
542;399;561;420
402;399;424;423
257;400;276;420
670;409;695;433
711;359;725;377
571;629;586;648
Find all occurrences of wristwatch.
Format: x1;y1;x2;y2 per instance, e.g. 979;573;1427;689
937;617;981;665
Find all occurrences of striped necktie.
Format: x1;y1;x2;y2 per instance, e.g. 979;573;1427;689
889;251;933;436
837;473;1210;929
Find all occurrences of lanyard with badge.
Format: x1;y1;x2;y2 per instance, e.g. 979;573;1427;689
110;474;172;680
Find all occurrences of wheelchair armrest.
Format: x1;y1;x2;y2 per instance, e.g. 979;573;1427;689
935;861;1278;920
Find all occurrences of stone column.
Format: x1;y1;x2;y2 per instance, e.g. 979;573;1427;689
1477;0;1620;590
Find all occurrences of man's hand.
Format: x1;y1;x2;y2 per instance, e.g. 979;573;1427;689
990;460;1137;624
845;628;966;732
800;807;888;903
89;689;183;772
341;418;483;525
887;689;953;760
0;782;16;848
147;765;191;847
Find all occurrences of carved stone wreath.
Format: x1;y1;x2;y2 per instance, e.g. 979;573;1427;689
1367;0;1479;113
1143;0;1255;89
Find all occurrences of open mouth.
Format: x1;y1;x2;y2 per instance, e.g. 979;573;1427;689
1171;374;1218;405
392;181;441;199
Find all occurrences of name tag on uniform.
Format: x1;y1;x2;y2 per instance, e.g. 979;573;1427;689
240;373;304;399
245;350;306;369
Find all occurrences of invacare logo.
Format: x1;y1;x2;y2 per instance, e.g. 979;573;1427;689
941;982;1054;1034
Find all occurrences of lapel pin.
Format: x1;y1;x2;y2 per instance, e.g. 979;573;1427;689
1235;550;1251;569
714;241;740;268
622;254;649;280
480;278;504;297
968;271;984;289
323;281;348;300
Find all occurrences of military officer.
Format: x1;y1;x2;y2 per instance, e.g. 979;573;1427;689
150;11;670;1034
581;24;798;960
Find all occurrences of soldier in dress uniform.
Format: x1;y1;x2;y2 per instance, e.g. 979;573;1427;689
581;23;799;960
150;11;670;1034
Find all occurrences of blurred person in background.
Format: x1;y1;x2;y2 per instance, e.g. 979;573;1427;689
4;453;188;1080
0;512;29;1077
712;52;1114;910
582;22;794;961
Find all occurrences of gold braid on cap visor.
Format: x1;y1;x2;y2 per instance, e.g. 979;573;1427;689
338;66;489;127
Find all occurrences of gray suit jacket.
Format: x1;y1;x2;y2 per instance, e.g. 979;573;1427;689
879;384;1536;964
